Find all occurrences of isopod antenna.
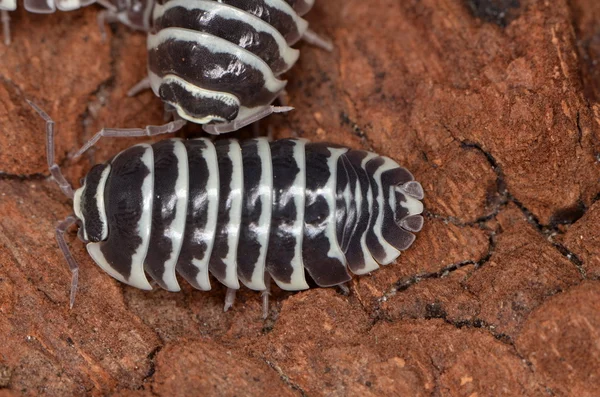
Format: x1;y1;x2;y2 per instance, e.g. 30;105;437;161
27;100;80;309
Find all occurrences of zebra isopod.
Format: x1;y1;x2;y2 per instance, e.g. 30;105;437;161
30;102;424;317
143;0;331;134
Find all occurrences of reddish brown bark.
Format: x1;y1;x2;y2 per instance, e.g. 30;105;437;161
0;0;598;395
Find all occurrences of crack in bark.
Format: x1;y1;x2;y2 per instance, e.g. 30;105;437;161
137;345;162;395
460;140;588;277
263;359;308;397
382;231;497;300
0;172;48;181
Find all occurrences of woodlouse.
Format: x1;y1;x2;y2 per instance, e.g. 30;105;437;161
132;0;333;134
30;101;425;317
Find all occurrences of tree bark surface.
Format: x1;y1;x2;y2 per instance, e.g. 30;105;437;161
0;0;599;395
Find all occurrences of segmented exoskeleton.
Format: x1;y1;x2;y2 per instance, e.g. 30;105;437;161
30;102;425;317
144;0;330;134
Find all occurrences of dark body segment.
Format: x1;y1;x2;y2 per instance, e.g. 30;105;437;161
144;139;188;291
335;154;353;251
176;139;219;290
364;156;399;265
87;145;154;290
79;164;109;243
237;138;272;290
265;139;309;290
212;0;306;44
148;31;284;109
157;78;240;124
209;140;243;289
341;151;380;274
302;143;351;287
154;0;298;74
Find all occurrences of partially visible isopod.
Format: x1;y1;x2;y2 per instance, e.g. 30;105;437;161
128;0;333;134
0;0;152;44
29;101;425;318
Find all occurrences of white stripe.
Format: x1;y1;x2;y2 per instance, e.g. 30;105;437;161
153;0;300;73
94;165;111;241
147;28;286;93
219;140;243;289
341;174;352;248
191;138;219;290
371;156;402;265
356;153;380;274
241;138;271;290
151;73;241;125
160;139;189;292
87;144;154;290
273;139;309;291
324;147;348;264
55;0;81;11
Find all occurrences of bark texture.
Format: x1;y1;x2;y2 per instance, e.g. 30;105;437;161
0;0;599;395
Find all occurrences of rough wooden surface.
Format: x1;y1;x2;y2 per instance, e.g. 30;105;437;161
1;0;599;395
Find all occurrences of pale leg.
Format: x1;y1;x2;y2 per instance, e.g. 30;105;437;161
202;106;293;135
302;28;334;52
223;288;237;312
127;76;152;97
27;100;74;198
338;283;350;295
1;10;10;46
261;273;272;319
74;119;187;158
56;216;80;309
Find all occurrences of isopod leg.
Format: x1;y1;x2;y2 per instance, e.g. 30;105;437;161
56;215;80;309
127;77;152;97
223;288;237;312
202;106;294;135
338;283;350;295
74;119;187;157
302;28;334;52
261;273;272;319
1;10;10;46
27;100;75;198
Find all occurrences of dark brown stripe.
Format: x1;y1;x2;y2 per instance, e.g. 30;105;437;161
100;146;151;281
148;37;280;108
302;143;351;287
81;164;108;243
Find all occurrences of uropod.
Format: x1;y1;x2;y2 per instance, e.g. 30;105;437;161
30;101;425;318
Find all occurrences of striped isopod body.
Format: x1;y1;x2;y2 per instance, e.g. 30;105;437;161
145;0;330;134
0;0;152;45
31;102;424;315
